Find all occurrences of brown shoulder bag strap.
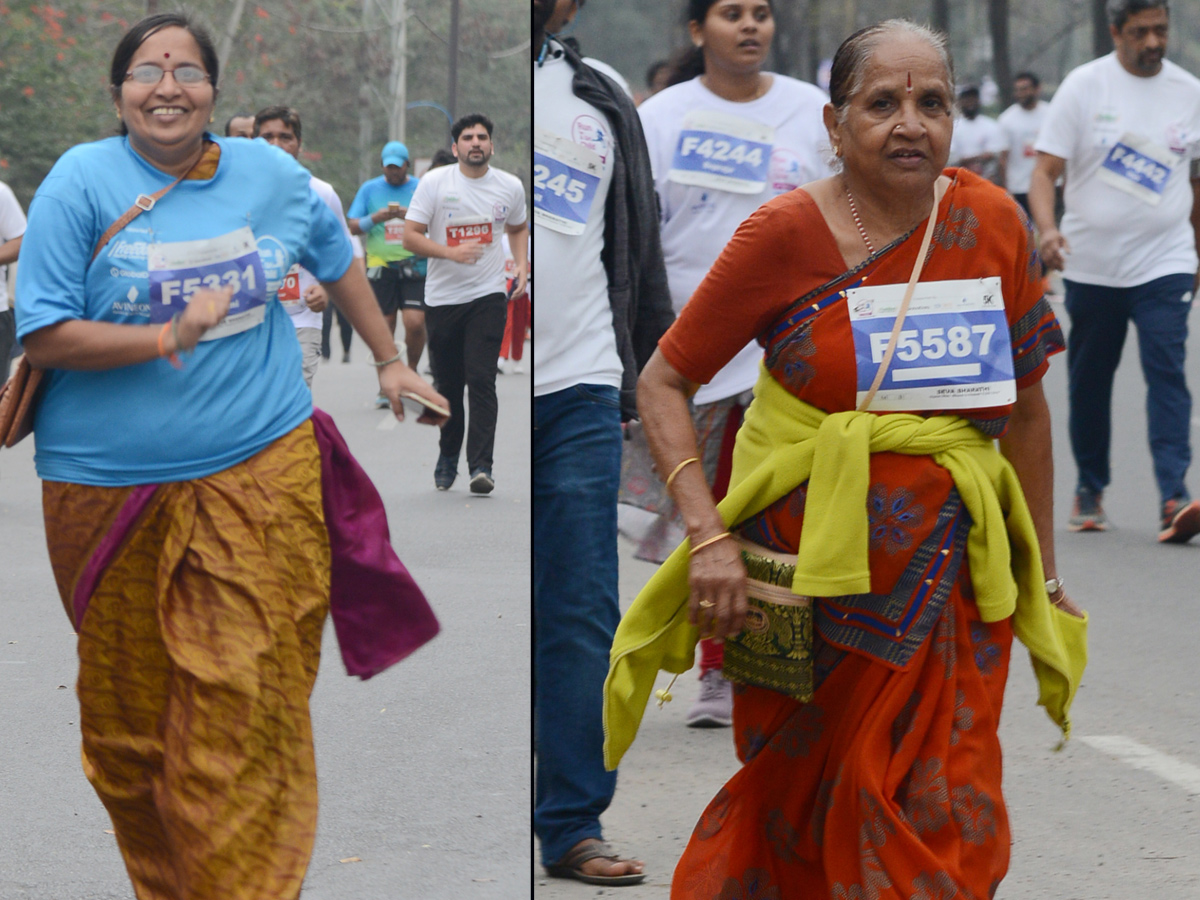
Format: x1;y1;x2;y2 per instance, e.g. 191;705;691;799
90;176;186;262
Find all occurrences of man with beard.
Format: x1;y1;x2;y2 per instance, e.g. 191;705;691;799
998;71;1049;215
1031;0;1200;542
403;114;528;494
949;84;1006;186
532;0;673;886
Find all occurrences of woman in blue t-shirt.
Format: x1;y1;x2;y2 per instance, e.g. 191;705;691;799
14;13;447;898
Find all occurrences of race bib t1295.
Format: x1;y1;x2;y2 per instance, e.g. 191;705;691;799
533;127;604;236
848;277;1015;411
147;226;269;341
668;110;774;195
1096;132;1180;207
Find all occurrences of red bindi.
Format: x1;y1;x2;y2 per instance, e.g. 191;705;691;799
906;71;912;93
164;52;170;58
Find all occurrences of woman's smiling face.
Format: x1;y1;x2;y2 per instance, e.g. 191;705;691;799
115;26;214;166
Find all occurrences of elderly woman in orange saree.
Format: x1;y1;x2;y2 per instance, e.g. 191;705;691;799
603;20;1088;900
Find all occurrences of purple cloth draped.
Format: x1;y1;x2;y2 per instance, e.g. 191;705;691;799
71;410;439;679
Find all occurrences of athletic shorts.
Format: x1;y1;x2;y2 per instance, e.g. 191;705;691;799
368;263;425;315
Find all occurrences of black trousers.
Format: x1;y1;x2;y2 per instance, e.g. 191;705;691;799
321;304;352;358
424;292;507;473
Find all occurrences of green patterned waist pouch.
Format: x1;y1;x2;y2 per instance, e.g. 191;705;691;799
722;537;814;702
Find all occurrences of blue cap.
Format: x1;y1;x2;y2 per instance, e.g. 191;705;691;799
381;141;409;167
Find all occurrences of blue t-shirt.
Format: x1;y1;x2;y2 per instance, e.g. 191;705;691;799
347;174;426;274
16;134;354;486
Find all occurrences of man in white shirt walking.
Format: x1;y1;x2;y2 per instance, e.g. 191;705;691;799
253;106;363;388
949;84;1007;186
0;181;27;379
997;71;1050;215
404;113;528;494
1030;0;1200;543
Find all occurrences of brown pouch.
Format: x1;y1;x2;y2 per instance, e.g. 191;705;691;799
0;356;44;448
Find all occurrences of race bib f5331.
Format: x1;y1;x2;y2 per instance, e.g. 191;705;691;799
147;226;269;341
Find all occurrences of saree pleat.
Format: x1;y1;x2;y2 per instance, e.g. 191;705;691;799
43;420;330;900
674;582;1013;900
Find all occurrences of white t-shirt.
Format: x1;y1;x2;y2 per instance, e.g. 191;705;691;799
997;100;1049;194
284;175;362;330
0;182;28;313
1036;53;1200;287
949;114;1007;183
406;163;527;307
638;74;832;403
532;40;623;397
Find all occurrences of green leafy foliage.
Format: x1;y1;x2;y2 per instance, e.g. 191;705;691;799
0;0;530;210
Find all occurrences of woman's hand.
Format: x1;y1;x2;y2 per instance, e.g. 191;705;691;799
378;362;450;426
175;285;232;350
303;283;329;313
1050;589;1085;619
688;535;748;641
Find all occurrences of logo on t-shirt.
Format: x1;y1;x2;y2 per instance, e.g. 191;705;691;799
769;148;803;195
493;202;509;221
255;234;291;294
572;115;611;162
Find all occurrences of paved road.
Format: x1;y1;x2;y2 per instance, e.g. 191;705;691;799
0;341;531;899
534;296;1200;899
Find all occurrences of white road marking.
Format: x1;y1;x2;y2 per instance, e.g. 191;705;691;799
1080;734;1200;795
377;414;398;431
0;661;27;665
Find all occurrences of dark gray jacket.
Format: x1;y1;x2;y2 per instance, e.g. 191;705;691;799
558;42;674;421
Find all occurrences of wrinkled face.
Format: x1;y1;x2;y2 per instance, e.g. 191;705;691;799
1112;7;1168;77
453;125;493;167
1013;77;1039;109
826;34;953;191
383;162;408;185
256;118;300;159
226;115;254;138
689;0;774;75
116;27;215;158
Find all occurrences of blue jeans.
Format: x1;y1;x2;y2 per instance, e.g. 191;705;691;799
1064;274;1194;504
533;384;623;866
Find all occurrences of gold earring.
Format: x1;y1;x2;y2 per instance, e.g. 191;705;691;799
209;114;214;123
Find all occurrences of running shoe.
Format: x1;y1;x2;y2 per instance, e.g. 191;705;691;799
469;468;495;495
434;454;458;491
1158;497;1200;544
374;392;390;410
1068;488;1107;532
686;669;733;728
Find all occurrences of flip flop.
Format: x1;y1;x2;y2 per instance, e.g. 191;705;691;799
545;838;646;886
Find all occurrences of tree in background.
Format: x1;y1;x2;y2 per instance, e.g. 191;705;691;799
0;0;530;208
576;0;1191;108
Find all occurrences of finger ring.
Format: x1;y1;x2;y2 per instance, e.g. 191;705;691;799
698;600;715;609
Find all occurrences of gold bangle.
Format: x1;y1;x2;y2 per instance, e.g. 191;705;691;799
664;456;700;493
689;531;732;557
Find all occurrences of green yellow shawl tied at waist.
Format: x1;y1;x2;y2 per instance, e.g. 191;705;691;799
603;364;1088;770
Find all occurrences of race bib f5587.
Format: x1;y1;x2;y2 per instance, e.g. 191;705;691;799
848;277;1015;411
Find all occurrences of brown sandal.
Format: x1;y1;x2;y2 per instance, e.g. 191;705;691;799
545;838;646;886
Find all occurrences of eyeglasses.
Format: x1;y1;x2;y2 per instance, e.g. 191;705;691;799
125;64;209;86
